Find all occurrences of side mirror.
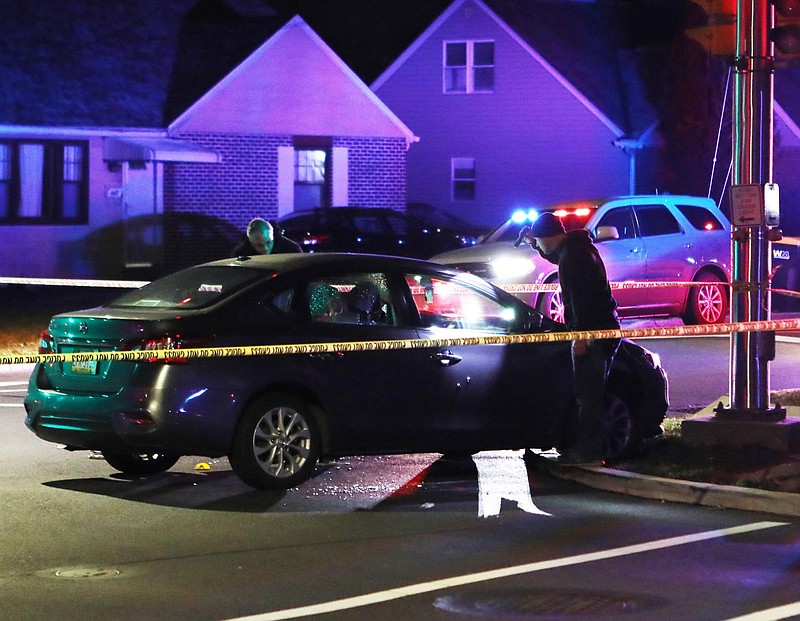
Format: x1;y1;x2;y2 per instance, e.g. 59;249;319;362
595;225;620;242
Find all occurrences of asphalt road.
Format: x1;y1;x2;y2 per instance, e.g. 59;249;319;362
3;336;800;621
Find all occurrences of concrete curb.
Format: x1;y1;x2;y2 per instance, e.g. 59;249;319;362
538;459;800;518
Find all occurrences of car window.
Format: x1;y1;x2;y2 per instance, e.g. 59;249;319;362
404;273;517;333
595;206;636;240
385;213;416;235
675;204;726;231
306;272;395;326
107;266;261;309
351;215;385;234
634;204;682;237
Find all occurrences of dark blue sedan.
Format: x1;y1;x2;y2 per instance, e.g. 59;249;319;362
25;253;667;489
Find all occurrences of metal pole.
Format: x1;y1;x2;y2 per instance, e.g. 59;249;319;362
728;0;778;416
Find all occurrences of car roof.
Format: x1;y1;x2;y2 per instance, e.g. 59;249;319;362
202;251;453;273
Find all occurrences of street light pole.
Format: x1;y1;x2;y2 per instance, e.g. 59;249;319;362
726;0;784;419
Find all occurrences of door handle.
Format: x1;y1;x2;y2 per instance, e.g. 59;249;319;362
433;350;462;366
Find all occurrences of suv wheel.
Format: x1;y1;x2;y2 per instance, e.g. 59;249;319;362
536;283;565;323
685;273;727;325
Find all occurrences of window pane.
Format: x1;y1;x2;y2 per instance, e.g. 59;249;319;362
445;42;467;66
0;143;9;180
473;67;494;91
63;145;82;182
406;274;515;333
295;149;326;184
454;181;476;201
597;207;636;239
0;143;9;219
19;143;44;218
473;42;494;65
676;204;724;231
445;67;466;92
636;205;682;237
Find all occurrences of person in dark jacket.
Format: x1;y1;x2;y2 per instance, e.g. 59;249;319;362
520;212;620;465
232;218;302;256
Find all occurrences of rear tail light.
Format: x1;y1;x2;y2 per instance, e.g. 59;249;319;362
126;335;212;364
301;234;330;247
38;329;54;355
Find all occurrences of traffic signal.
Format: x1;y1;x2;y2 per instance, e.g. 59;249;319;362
686;0;738;57
769;0;800;64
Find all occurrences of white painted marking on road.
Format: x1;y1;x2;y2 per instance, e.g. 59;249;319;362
223;521;788;621
724;601;800;620
0;381;27;387
0;403;22;407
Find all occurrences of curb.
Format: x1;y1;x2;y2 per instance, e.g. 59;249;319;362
537;459;800;518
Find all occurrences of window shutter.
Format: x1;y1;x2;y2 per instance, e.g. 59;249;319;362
277;146;294;217
331;147;348;207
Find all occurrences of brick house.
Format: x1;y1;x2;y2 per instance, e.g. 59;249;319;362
0;6;415;279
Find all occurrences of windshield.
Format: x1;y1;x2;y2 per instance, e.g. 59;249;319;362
107;266;264;309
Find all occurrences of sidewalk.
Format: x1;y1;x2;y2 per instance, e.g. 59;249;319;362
537;457;800;518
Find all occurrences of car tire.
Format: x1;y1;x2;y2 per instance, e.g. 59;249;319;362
536;280;565;323
229;393;322;490
602;393;640;462
101;451;181;476
684;272;728;325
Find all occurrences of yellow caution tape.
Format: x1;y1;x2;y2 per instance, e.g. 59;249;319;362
3;318;800;366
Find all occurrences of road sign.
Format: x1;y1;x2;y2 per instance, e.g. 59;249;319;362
731;183;764;226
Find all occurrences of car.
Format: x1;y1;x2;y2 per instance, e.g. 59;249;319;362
24;253;668;490
431;195;731;325
277;206;477;258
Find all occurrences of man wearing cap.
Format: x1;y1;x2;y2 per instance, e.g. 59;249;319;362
520;212;620;466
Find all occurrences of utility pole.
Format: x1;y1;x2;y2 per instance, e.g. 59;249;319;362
723;0;784;420
682;0;800;453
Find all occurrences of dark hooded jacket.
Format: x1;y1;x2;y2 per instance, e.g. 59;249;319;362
545;229;619;333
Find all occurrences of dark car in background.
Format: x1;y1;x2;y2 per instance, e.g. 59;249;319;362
432;195;731;325
25;253;668;490
277;206;477;258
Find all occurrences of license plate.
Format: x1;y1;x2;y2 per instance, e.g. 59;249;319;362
70;359;98;375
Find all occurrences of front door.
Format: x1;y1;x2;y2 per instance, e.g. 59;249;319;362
122;161;162;269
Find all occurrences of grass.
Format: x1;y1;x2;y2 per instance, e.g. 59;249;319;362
613;390;800;493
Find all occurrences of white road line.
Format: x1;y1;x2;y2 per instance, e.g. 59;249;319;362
224;521;788;621
0;404;22;407
0;382;27;387
724;602;800;621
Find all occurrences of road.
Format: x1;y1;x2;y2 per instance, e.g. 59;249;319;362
3;336;800;621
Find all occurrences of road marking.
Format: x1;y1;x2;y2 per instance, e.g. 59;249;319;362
223;521;787;621
724;601;800;620
0;381;27;387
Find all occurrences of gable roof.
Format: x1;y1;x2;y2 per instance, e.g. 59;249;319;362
1;0;797;136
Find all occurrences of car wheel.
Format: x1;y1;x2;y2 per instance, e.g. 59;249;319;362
101;451;181;476
229;393;322;490
536;283;565;323
684;273;728;325
602;393;639;461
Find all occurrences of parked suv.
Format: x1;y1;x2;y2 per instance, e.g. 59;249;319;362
431;195;731;324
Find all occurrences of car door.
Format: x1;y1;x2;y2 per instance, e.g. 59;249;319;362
401;271;574;453
291;270;451;454
590;205;647;316
634;203;689;313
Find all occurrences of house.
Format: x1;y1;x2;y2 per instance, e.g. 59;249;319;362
369;0;800;231
0;2;415;278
